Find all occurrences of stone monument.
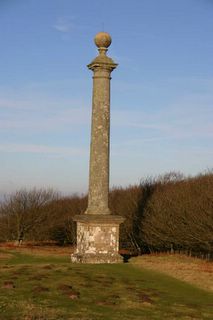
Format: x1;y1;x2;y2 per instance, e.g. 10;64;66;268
71;32;124;263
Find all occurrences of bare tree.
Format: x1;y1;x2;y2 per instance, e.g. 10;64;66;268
0;188;58;244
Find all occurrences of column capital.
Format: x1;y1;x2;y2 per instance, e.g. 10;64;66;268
87;55;118;72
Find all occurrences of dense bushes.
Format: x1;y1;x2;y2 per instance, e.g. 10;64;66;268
0;171;212;256
141;172;213;254
0;190;87;245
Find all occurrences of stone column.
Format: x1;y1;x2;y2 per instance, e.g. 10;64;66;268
86;34;117;215
71;32;124;264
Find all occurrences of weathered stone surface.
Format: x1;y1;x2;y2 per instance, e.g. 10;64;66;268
85;69;116;215
94;32;112;48
71;252;123;264
71;218;124;263
72;214;124;224
71;32;124;263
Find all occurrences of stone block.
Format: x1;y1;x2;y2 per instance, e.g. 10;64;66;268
71;215;124;264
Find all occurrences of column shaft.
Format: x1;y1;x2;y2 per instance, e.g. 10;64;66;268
86;68;111;215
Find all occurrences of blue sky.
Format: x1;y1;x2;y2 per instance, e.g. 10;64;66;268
0;0;213;196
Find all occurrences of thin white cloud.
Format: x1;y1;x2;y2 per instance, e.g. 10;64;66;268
53;17;73;33
0;143;86;156
0;106;90;132
0;88;90;132
112;89;213;141
0;98;35;110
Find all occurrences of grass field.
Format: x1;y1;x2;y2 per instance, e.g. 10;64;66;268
0;246;212;320
131;253;213;292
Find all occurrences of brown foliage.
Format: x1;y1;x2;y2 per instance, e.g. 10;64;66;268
141;172;213;253
109;185;142;250
0;189;58;243
0;171;212;256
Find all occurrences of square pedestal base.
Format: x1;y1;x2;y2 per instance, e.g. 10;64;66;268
71;252;123;264
71;214;124;264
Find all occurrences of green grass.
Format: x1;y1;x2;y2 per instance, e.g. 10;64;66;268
0;248;212;320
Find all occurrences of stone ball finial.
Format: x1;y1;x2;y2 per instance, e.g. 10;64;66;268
94;32;112;48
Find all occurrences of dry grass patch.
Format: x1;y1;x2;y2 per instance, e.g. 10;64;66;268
0;252;12;260
1;245;72;257
131;253;213;291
